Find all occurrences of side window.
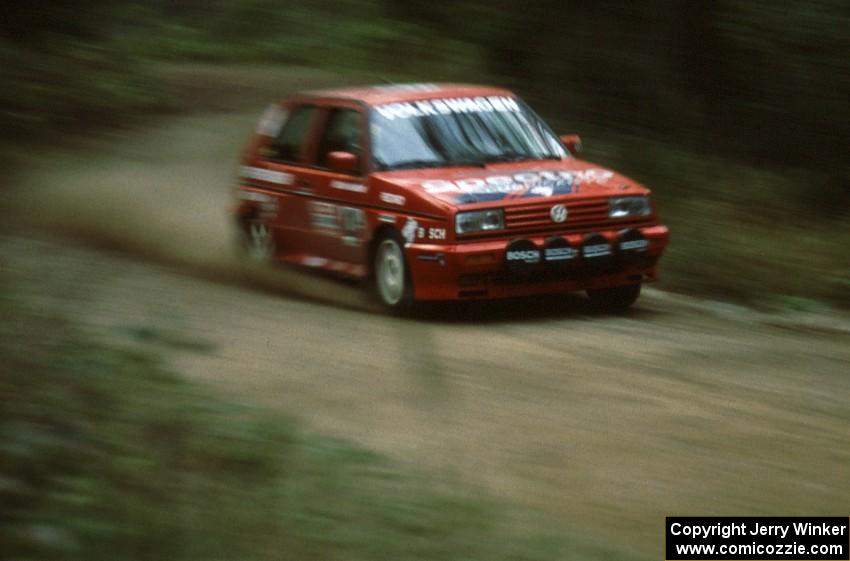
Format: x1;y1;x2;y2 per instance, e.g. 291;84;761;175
269;105;317;164
316;108;363;172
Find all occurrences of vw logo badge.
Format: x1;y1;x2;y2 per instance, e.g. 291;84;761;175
550;204;568;223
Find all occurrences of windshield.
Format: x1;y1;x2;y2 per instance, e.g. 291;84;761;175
370;96;567;171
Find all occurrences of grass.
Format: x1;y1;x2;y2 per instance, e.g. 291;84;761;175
3;286;649;561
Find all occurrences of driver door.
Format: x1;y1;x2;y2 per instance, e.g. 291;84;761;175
299;104;370;266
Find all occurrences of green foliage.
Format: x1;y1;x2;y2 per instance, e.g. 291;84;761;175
426;0;850;169
0;294;580;561
579;131;850;309
0;0;486;155
0;36;164;154
3;0;849;170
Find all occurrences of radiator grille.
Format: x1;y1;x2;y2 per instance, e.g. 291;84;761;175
462;198;653;239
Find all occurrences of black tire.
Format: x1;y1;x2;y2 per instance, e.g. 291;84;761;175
587;283;641;312
373;232;415;314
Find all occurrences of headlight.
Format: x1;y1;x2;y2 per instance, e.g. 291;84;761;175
455;209;504;235
609;196;651;218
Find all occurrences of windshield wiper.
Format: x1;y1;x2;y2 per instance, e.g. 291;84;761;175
380;159;446;170
384;158;486;170
532;154;564;161
446;158;487;168
482;152;530;163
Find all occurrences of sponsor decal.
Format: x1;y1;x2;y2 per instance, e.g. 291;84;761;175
240;166;293;185
375;96;520;121
505;239;542;269
308;201;338;231
427;228;447;240
339;207;365;241
308;202;365;245
550;204;567;223
379;192;406;205
545;247;578;261
238;190;278;217
617;229;650;264
330;180;368;194
422;169;613;197
420;169;615;203
378;214;396;224
581;234;616;271
401;218;419;244
543;236;578;266
583;243;612;258
506;250;541;263
620;239;649;251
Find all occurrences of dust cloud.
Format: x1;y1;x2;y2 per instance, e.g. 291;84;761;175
10;111;380;313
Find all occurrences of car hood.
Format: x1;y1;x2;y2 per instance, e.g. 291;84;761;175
371;158;649;207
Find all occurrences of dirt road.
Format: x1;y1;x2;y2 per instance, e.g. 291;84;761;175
6;87;850;556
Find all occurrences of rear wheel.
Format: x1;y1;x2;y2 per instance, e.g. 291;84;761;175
587;283;641;312
373;233;414;313
240;218;275;263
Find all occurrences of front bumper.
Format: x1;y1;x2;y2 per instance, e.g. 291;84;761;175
405;225;669;301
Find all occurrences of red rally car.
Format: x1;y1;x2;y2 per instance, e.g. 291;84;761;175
233;83;669;312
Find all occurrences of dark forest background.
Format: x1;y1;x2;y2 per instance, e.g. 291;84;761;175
3;0;849;167
2;0;849;306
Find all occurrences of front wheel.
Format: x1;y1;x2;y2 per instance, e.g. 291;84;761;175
373;234;414;313
587;283;641;312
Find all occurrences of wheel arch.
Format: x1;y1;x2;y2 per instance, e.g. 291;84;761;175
367;223;400;278
234;201;261;227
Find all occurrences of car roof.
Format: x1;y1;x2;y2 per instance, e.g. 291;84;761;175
293;83;515;106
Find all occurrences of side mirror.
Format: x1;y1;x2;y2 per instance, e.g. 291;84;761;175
327;151;358;174
560;134;582;154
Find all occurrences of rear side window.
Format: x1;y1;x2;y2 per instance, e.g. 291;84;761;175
268;105;317;163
